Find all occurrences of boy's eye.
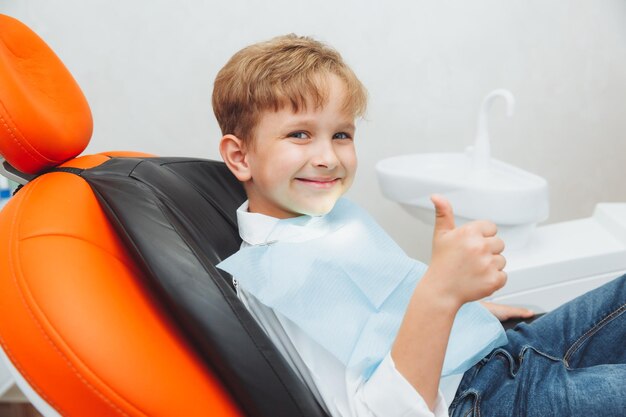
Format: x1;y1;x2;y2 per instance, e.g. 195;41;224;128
287;131;309;139
333;132;352;140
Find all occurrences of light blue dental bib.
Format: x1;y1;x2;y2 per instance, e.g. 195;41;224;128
217;198;507;379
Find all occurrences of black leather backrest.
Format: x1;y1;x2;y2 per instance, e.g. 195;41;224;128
80;157;328;417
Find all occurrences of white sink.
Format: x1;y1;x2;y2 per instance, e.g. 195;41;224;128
375;90;550;248
376;152;549;225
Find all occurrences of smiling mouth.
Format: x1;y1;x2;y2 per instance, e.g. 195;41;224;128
295;178;340;189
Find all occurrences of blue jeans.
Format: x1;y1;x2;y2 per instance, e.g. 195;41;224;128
449;274;626;417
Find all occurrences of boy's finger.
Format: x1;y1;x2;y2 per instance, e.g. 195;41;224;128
471;220;498;237
431;194;455;233
481;301;534;321
487;237;505;254
493;253;507;270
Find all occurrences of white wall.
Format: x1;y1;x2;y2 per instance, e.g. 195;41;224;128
2;0;626;260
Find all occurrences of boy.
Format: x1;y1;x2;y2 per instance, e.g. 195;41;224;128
214;35;626;417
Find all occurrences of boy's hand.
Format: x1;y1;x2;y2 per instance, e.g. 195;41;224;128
424;195;507;307
392;195;508;408
480;301;534;321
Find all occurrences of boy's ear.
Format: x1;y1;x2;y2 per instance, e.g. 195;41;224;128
219;134;252;182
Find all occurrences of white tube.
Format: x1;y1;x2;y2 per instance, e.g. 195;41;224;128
473;89;516;171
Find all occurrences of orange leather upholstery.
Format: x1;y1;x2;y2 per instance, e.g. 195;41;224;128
0;169;241;416
0;14;92;174
0;14;242;416
57;152;155;170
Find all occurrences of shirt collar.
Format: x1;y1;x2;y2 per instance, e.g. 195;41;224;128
236;200;281;245
236;200;330;245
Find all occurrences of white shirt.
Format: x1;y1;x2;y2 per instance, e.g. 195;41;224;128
233;201;451;417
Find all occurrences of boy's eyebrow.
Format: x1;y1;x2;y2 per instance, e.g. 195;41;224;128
282;118;356;131
337;121;356;131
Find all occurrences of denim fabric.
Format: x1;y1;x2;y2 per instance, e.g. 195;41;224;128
449;274;626;417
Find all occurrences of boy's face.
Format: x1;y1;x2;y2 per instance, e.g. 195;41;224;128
243;75;357;218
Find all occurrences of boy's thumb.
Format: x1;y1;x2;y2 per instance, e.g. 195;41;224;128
431;194;455;233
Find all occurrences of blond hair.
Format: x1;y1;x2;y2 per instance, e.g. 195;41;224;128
212;34;367;143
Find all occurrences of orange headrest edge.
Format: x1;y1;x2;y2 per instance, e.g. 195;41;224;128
0;14;92;175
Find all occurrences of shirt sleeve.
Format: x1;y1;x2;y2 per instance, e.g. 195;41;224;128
353;352;449;417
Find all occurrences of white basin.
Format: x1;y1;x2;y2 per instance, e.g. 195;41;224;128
375;89;550;248
376;152;549;226
376;152;549;248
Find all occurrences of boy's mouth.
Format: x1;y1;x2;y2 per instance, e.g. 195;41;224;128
295;177;340;189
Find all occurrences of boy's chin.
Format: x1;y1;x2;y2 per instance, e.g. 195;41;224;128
293;200;338;217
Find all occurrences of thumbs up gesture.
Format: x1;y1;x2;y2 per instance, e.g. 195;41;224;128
425;195;507;306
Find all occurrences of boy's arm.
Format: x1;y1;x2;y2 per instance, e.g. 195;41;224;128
391;196;507;409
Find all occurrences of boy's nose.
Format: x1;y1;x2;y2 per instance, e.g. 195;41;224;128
311;143;339;169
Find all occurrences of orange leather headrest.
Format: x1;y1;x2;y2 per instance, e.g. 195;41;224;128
0;14;92;174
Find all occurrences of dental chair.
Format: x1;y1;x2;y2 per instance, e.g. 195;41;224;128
0;14;328;417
